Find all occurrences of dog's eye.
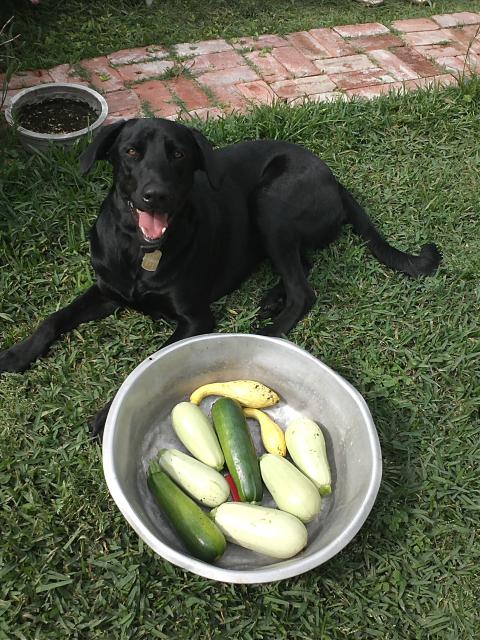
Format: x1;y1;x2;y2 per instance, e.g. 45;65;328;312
127;148;140;158
173;150;184;160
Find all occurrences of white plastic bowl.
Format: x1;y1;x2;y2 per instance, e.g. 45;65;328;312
103;334;382;583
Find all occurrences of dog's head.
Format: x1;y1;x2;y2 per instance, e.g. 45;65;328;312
79;118;221;245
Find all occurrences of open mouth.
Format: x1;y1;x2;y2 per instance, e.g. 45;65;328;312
129;202;169;242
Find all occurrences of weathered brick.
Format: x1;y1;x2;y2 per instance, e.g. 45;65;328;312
308;28;356;57
445;27;480;54
350;34;404;52
7;69;53;90
49;64;89;86
435;56;467;74
333;23;390;38
392;18;440;33
234;80;277;106
432;12;480;28
197;66;259;88
188;50;245;74
165;76;212;110
415;43;467;61
116;60;175;84
287;31;340;60
270;75;337;102
106;89;141;116
81;57;125;92
368;49;420;81
174;39;233;57
232;34;289;50
289;91;345;105
393;47;442;77
315;54;376;74
245;50;292;82
132;80;178;116
329;68;395;91
402;29;457;47
107;46;169;66
270;46;319;77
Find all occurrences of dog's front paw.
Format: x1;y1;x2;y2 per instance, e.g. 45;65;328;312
90;400;113;441
0;345;31;374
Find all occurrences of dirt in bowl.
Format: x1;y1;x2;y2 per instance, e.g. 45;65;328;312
16;98;99;134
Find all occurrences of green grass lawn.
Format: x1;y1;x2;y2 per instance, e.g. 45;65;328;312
1;78;479;638
2;0;480;72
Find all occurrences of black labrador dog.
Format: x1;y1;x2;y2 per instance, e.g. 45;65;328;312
0;118;441;435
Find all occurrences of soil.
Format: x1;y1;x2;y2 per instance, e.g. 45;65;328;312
17;98;99;134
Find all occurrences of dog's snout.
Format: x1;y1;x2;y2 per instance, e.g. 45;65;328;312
142;188;166;205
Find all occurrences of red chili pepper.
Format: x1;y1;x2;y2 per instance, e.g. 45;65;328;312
225;474;241;501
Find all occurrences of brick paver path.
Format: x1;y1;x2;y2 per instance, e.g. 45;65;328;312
2;11;480;123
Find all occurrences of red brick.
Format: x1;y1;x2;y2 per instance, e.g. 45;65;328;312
315;54;376;74
49;64;90;86
445;27;480;54
165;77;212;110
435;56;468;74
132;80;178;117
333;23;390;38
245;50;292;82
402;29;457;47
208;86;249;113
414;43;467;61
7;69;53;90
350;34;404;52
286;30;354;60
368;49;420;81
329;68;395;91
233;80;277;106
308;28;356;57
393;47;442;78
81;57;124;92
116;60;175;84
232;34;289;50
345;74;457;99
392;18;440;33
270;46;319;77
106;89;141;116
432;12;480;28
188;50;245;74
346;84;398;99
270;76;336;102
108;46;169;66
174;39;233;57
289;91;344;106
197;66;259;88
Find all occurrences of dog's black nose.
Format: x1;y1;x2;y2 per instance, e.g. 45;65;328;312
142;190;156;204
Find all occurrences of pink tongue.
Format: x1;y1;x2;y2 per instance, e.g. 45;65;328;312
138;210;168;240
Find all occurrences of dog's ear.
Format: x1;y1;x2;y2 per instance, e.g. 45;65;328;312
190;128;222;190
79;120;128;175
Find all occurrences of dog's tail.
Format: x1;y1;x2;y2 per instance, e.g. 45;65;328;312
339;183;441;277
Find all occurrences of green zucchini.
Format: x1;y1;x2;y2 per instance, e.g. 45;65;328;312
147;460;226;563
211;397;263;503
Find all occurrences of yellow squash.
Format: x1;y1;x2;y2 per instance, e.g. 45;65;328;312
243;408;286;457
190;379;280;408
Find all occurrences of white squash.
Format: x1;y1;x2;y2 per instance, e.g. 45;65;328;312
285;417;332;495
158;448;230;508
210;502;308;559
171;401;224;470
260;454;321;523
